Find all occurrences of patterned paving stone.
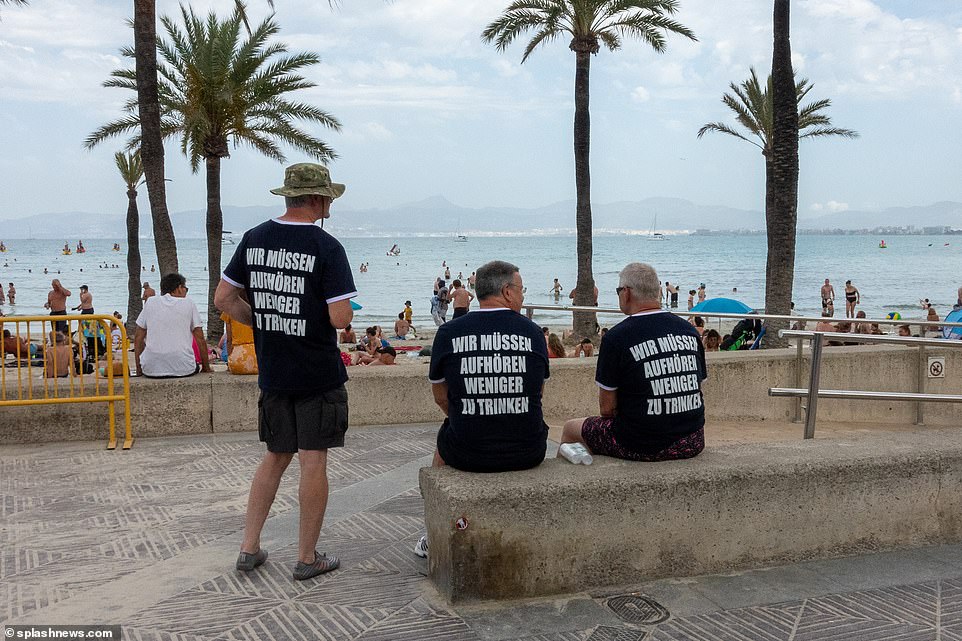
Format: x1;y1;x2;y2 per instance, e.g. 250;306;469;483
801;581;939;627
355;601;481;641
131;589;284;638
587;628;647;641
295;568;425;610
120;627;216;641
367;489;425;518
0;581;73;623
221;602;394;641
649;604;799;641
321;511;424;543
0;546;62;579
98;528;225;561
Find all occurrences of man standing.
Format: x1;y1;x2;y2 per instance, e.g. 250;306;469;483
142;282;156;302
821;279;836;316
73;285;94;314
448;279;475;318
215;163;356;581
559;263;706;462
44;279;71;332
414;260;550;558
134;273;210;378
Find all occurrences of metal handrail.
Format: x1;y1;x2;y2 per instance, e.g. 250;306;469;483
768;330;962;439
522;304;962;330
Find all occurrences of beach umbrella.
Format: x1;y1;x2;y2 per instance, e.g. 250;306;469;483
690;298;753;314
351;300;363;311
944;308;962;339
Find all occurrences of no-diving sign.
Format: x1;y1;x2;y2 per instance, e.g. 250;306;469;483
928;357;946;379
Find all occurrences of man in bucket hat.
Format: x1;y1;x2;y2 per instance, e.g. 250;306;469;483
215;163;356;581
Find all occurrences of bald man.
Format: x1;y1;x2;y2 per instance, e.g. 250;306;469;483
45;279;71;332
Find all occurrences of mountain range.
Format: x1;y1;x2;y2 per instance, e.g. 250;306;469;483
2;197;961;238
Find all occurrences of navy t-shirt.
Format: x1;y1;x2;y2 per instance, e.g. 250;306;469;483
429;309;549;472
223;219;357;393
596;311;707;451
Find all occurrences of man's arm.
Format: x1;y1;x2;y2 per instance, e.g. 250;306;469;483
133;326;146;376
599;388;618;417
432;382;449;416
328;298;354;330
213;280;253;327
192;327;211;372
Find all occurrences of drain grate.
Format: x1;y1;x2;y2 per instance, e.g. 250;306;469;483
586;625;648;641
606;594;670;625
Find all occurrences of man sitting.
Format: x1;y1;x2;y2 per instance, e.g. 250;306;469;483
43;332;75;378
134;272;211;377
393;313;411;340
2;329;37;361
559;262;706;462
414;260;550;558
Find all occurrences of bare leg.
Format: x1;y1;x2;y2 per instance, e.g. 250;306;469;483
432;449;446;467
557;418;588;455
296;449;330;564
241;451;294;554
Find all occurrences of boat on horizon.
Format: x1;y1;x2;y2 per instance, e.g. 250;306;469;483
647;215;668;241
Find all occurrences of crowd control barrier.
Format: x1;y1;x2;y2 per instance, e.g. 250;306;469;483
0;314;133;449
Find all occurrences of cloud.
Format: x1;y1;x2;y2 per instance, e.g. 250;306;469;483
342;121;395;142
631;86;651;103
811;201;850;213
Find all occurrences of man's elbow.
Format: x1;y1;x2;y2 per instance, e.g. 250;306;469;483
330;310;354;330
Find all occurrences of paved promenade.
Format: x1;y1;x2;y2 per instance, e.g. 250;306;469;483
3;424;962;640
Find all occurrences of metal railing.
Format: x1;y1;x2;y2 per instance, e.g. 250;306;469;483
769;330;962;439
522;303;962;333
0;314;133;449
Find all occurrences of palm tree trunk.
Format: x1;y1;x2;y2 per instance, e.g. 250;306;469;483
134;0;178;276
764;0;800;348
572;49;597;339
206;155;224;342
126;188;143;337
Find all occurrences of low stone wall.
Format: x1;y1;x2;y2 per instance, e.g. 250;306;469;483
1;345;961;444
420;429;962;602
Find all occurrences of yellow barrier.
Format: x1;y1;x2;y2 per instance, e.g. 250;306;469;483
0;314;133;449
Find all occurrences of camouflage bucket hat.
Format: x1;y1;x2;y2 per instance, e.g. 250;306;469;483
270;163;346;199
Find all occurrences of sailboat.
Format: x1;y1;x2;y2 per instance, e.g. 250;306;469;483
646;215;667;241
454;220;468;243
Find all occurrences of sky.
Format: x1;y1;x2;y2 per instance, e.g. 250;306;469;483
1;0;962;221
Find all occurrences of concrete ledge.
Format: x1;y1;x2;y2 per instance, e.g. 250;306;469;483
419;429;962;603
3;344;961;444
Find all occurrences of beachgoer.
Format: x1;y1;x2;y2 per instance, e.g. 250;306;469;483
2;329;36;360
72;284;94;314
697;283;706;303
0;286;4;305
547;333;566;358
448;279;475;318
143;282;156;302
559;262;706;462
703;329;721;352
924;307;941;338
394;313;411;340
542;326;550;347
44;280;71;333
820;279;835;316
43;332;75;378
898;324;912;337
468;272;476;290
687;290;695;311
339;324;356;344
571;337;594;358
815;312;836;334
361;345;396;366
552;278;564;298
413;260;549;559
134;273;210;378
854;310;870;334
431;281;448;326
444;266;450;280
215;162;355;580
665;281;679;308
844;280;860;318
402;300;416;337
110;312;123;351
920;298;931;310
7;283;15;305
150;265;155;272
720;317;761;351
691;316;706;336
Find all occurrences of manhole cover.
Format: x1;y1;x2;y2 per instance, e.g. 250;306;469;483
586;626;647;641
606;594;670;624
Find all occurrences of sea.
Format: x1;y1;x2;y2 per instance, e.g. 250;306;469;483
0;234;958;328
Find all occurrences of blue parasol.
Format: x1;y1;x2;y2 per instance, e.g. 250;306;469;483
944;308;962;339
351;300;363;310
690;297;753;314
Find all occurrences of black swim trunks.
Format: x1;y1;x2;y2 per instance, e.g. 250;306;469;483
258;386;348;453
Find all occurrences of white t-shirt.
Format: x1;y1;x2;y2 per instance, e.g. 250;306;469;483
136;294;202;377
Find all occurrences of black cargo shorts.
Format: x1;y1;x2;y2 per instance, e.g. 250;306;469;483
257;385;348;453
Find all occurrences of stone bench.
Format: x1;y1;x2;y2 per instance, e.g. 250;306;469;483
419;429;962;603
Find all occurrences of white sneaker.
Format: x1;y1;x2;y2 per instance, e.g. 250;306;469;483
413;534;428;558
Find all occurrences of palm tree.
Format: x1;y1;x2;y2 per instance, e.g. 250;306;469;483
766;0;799;348
698;61;857;346
0;0;27;15
87;4;340;340
134;0;179;277
114;151;145;337
483;0;696;339
697;68;858;158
